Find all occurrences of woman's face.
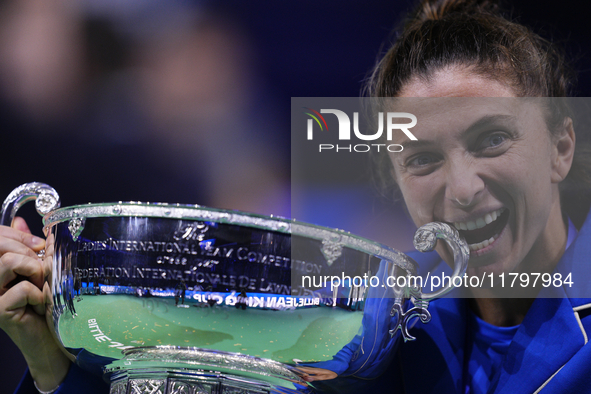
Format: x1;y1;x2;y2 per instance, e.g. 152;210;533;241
390;67;574;277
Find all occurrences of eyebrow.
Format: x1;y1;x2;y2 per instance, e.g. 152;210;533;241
466;114;515;131
398;139;435;150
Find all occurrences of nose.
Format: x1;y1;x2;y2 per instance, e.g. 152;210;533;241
444;161;485;208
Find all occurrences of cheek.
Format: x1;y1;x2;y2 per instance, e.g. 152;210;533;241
505;144;554;202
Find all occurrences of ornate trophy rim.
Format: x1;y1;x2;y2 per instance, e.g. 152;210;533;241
104;345;305;383
105;346;308;394
42;201;418;274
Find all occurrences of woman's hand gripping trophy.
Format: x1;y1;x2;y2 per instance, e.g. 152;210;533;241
0;217;70;392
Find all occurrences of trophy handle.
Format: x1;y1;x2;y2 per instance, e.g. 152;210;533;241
388;222;469;342
1;182;61;226
413;222;469;301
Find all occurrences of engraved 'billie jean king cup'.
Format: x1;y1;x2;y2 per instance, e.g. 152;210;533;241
1;183;468;394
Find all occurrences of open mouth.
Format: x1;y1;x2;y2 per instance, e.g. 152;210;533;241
452;208;509;252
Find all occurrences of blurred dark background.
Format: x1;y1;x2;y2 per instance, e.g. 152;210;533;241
1;0;589;391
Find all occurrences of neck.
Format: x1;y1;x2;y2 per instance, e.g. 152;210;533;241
468;298;534;326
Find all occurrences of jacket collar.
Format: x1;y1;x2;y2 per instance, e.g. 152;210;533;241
492;293;586;393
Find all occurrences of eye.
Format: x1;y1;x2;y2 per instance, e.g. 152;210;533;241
474;131;513;156
405;153;441;175
412;155;436;166
478;132;507;149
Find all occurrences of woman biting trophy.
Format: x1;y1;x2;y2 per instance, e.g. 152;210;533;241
303;1;590;392
362;0;591;392
2;0;591;393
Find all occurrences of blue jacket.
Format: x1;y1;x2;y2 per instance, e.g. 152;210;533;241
15;363;108;394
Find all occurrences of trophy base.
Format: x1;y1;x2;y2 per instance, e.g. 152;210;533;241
104;347;311;394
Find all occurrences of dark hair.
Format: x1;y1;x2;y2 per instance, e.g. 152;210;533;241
367;0;591;225
367;0;574;98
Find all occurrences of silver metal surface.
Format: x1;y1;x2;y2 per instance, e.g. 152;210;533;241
0;182;60;226
413;222;470;301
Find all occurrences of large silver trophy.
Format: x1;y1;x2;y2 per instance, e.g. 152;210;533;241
1;183;468;393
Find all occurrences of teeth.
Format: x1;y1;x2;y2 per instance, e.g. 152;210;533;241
469;236;496;252
455;222;467;230
451;208;506;253
453;208;505;232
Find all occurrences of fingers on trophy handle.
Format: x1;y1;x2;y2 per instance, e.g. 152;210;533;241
390;222;469;342
1;183;61;226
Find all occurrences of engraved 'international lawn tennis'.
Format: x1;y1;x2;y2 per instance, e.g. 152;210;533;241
58;294;363;363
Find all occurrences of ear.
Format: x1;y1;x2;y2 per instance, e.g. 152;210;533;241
551;117;576;183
